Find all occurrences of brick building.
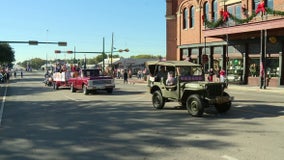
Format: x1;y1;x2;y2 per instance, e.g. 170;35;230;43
166;0;284;87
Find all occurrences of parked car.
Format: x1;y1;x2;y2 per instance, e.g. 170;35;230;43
146;61;233;117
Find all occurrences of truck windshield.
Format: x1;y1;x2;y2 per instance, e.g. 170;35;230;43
83;69;100;77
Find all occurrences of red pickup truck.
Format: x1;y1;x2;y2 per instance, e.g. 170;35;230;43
68;68;115;95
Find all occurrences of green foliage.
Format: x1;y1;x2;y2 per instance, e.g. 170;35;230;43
205;7;284;29
19;58;46;69
204;18;224;29
130;54;162;59
0;43;15;64
266;8;284;16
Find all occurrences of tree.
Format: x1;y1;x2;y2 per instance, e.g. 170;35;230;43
130;54;162;59
19;58;46;70
0;43;15;64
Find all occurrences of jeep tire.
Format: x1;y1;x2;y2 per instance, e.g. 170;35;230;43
186;94;204;117
70;83;76;93
106;88;113;94
152;90;165;109
53;82;58;90
215;92;231;113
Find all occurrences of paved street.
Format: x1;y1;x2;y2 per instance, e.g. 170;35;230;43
0;71;284;160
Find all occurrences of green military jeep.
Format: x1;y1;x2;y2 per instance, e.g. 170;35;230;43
146;61;233;117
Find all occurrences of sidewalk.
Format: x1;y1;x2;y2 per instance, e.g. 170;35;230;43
228;84;284;94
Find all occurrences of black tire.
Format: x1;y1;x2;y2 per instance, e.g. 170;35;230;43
152;90;165;109
83;85;89;95
186;94;204;117
70;83;76;93
107;88;113;94
215;92;231;113
53;83;58;90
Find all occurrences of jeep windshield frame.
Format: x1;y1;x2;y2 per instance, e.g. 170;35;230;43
146;61;203;78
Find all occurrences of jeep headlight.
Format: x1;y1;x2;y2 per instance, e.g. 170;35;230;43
204;84;208;90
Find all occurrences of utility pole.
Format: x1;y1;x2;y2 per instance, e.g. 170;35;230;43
103;37;105;72
110;32;114;67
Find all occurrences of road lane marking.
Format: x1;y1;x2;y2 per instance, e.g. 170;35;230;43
222;155;239;160
0;85;8;127
64;95;78;101
234;105;244;108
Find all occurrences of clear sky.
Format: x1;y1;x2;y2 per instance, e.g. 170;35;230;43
0;0;166;63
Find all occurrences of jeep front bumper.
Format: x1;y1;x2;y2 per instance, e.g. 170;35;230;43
206;96;234;104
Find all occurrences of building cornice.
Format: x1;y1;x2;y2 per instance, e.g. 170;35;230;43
179;41;228;48
204;18;284;37
166;15;176;20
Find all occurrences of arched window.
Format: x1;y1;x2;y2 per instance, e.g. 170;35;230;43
253;0;273;10
212;0;218;22
183;8;189;29
190;6;195;28
253;0;260;10
203;1;209;23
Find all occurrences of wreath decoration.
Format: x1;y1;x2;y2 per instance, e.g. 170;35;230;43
204;2;284;29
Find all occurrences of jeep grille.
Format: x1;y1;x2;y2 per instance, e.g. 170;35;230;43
205;84;223;98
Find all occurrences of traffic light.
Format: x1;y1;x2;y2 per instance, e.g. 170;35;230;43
67;51;73;54
118;48;129;52
58;42;67;46
28;40;38;45
55;50;61;54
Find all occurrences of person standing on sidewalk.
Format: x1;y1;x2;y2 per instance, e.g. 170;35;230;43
208;68;214;82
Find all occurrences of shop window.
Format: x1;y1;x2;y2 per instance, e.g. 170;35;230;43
227;58;243;82
249;59;260;77
249;58;279;77
266;58;279;77
183;8;188;29
190;6;195;28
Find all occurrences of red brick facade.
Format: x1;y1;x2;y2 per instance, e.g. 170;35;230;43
166;0;284;87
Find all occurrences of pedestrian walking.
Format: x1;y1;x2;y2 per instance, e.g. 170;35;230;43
123;69;128;84
20;70;23;78
14;70;17;78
